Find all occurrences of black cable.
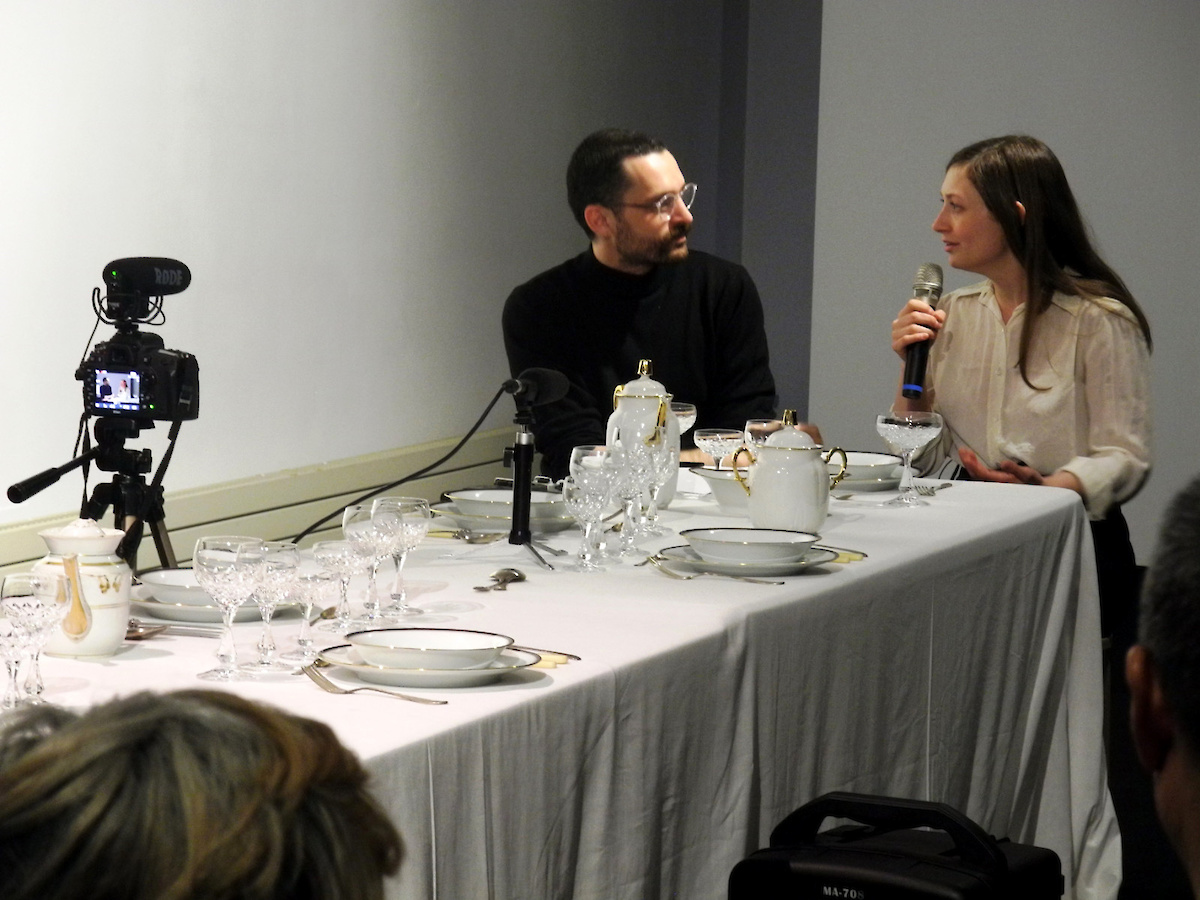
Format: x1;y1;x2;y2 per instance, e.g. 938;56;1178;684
291;382;512;544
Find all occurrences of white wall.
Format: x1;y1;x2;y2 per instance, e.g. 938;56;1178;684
810;0;1200;559
0;1;728;526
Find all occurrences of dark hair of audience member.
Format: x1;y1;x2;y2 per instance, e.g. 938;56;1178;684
948;134;1152;387
1139;475;1200;753
0;690;402;900
566;127;668;238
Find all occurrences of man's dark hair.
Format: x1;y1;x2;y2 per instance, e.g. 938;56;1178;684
566;128;668;238
1140;474;1200;749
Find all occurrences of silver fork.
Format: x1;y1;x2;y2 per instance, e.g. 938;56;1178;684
639;555;784;585
301;665;448;705
915;482;955;496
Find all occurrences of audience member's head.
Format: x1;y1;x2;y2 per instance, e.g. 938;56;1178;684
0;690;402;900
1127;473;1200;897
566;127;668;238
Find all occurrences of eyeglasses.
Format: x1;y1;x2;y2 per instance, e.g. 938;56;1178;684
613;183;697;218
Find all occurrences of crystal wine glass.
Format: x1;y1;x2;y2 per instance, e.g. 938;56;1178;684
311;539;368;634
281;569;337;665
693;428;744;470
0;571;70;705
373;497;432;618
875;411;945;506
192;536;267;681
242;541;300;674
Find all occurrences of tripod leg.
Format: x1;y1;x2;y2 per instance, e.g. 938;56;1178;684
148;519;178;570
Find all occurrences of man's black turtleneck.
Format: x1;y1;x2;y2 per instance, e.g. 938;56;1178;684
502;248;777;478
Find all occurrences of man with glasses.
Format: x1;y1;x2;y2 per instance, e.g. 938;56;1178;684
502;128;780;479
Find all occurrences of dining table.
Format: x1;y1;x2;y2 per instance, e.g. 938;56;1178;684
36;472;1119;900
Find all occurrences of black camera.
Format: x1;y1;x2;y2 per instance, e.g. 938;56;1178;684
75;258;200;422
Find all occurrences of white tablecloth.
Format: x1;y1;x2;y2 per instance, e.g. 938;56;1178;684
42;479;1118;900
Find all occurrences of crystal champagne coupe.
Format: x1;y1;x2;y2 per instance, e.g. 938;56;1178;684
671;402;697;435
192;537;267;681
875;411;945;506
693;428;744;470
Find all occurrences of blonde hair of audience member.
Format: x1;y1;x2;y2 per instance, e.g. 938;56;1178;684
0;690;402;900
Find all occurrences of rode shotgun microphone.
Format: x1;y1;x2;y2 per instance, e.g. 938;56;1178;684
103;258;192;296
901;263;944;399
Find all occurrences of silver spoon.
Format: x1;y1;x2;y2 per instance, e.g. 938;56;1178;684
125;620;170;640
473;567;526;592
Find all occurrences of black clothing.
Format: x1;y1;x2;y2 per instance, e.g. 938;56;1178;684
502;249;777;479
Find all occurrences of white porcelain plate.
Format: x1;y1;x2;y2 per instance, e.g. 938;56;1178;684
131;587;298;624
656;545;839;577
317;644;541;688
431;502;575;534
836;475;902;492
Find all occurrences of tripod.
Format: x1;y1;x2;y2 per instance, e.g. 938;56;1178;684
8;416;179;572
83;417;179;572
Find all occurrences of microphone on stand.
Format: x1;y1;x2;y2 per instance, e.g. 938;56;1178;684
506;368;569;552
901;263;944;399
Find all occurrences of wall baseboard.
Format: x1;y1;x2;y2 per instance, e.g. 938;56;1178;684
0;428;513;575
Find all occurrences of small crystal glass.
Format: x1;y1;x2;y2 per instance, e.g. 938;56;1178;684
0;617;25;710
281;569;337;665
0;572;70;705
342;503;391;626
311;540;368;634
373;497;432;619
642;439;680;535
192;537;267;681
562;475;612;572
242;541;300;674
609;442;654;556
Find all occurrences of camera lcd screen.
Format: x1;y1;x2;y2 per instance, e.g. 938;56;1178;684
92;369;142;414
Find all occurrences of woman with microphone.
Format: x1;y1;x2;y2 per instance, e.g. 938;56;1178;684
890;134;1152;636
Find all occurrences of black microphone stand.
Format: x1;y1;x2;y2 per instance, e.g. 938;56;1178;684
506;402;553;569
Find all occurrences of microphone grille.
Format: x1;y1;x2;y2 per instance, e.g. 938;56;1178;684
914;262;943;290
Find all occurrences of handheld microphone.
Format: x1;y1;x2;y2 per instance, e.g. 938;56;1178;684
503;368;569;407
103;258;192;297
901;263;943;399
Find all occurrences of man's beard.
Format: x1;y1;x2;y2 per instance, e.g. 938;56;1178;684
613;220;691;270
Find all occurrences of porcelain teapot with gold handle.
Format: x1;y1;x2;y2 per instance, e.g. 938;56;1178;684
733;411;847;533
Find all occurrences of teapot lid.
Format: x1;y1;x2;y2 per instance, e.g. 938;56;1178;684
612;359;670;405
764;410;817;449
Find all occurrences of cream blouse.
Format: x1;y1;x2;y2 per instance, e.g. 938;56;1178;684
924;281;1152;519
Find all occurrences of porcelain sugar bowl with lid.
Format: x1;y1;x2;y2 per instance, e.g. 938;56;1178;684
734;411;848;533
32;518;131;658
